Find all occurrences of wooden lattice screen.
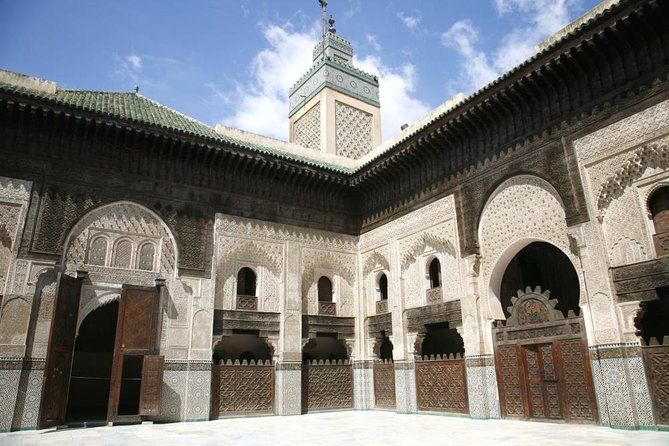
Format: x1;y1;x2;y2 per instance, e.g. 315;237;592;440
210;360;274;417
302;360;353;411
373;360;396;408
415;354;468;414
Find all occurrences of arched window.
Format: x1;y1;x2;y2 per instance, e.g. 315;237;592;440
317;276;333;302
88;236;108;266
137;242;155;271
112;239;132;269
649;186;669;234
378;274;388;301
428;258;441;288
236;267;257;296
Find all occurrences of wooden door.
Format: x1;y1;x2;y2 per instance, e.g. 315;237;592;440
522;343;562;420
38;273;82;428
107;285;162;423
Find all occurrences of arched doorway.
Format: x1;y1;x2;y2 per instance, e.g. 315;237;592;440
66;301;119;423
492;241;597;423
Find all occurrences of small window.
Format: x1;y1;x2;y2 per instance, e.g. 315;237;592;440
89;236;108;266
429;258;441;288
237;267;257;296
318;276;333;302
650;186;669;234
137;242;155;271
112;239;132;269
379;274;388;301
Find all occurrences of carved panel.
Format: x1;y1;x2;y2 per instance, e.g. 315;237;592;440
376;300;388;315
335;101;373;159
415;357;468;414
426;287;443;305
303;362;353;411
318;301;336;316
496;345;525;418
642;345;669;425
211;363;274;416
236;295;258;311
559;338;597;422
139;355;164;416
524;346;546;418
294;103;321;150
373;361;396;408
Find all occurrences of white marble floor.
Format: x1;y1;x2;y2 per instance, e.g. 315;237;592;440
2;412;669;446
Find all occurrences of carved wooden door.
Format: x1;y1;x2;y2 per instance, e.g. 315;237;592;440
107;285;162;423
522;343;563;420
38;273;82;428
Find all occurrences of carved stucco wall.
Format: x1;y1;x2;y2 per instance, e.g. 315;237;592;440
214;214;357;360
573;98;669;344
358;195;461;360
294;103;321;150
335;101;373;159
478;175;589;350
0;176;33;358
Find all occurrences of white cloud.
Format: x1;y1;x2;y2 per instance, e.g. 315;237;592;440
221;22;318;139
398;12;420;30
126;54;142;70
221;21;430;143
366;34;381;51
442;0;579;92
441;20;498;92
354;55;431;141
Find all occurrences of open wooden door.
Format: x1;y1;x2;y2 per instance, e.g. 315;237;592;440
107;285;163;423
38;272;83;429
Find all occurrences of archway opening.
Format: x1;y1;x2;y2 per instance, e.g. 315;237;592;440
302;333;349;363
236;267;257;296
429;258;441;288
317;276;333;302
650;186;669;234
378;274;388;300
500;242;579;318
213;330;273;363
420;322;464;357
65;300;119;422
636;287;669;345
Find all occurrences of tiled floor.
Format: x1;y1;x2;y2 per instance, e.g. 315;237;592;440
2;412;669;446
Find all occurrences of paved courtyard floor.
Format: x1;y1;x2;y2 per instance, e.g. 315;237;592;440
2;411;669;446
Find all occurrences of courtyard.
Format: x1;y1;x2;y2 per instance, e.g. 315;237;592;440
1;411;668;446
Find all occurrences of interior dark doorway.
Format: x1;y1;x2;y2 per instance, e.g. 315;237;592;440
65;300;119;422
500;241;580;318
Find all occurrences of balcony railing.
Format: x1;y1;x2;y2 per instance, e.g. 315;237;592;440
318;301;336;316
426;287;443;305
376;299;388;314
653;231;669;257
236;294;258;311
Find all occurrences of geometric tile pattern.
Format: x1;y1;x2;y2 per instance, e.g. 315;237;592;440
0;366;21;432
275;364;302;415
394;362;417;414
466;356;500;420
353;361;374;410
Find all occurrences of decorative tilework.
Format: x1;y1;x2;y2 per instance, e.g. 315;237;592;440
394;362;417;414
590;344;655;429
0;366;21;432
466;356;500;420
275;363;301;415
185;370;210;421
11;365;43;430
353;361;373;410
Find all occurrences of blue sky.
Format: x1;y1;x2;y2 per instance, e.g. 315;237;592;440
1;0;601;142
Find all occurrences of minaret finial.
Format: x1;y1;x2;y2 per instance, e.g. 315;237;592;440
318;0;328;37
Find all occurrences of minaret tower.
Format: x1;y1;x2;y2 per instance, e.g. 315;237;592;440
288;1;381;159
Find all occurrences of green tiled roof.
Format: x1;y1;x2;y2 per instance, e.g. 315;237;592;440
0;81;352;174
